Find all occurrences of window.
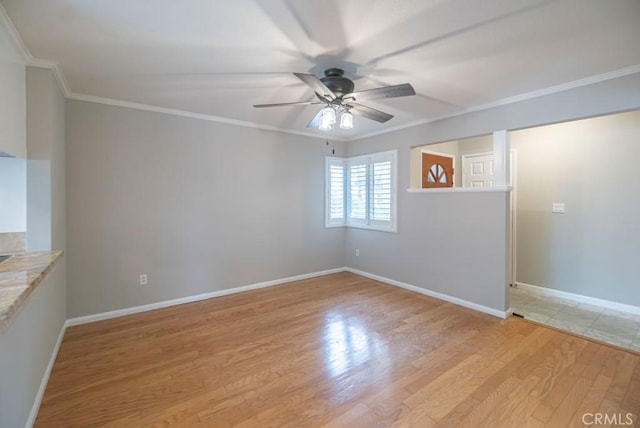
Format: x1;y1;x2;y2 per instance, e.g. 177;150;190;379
325;150;397;232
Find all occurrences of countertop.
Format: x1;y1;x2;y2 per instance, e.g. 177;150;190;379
0;251;63;333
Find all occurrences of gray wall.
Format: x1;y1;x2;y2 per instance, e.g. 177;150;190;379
404;106;640;309
0;67;66;428
373;73;640;149
511;110;640;306
344;72;640;313
66;100;346;317
346;190;510;311
347;139;510;312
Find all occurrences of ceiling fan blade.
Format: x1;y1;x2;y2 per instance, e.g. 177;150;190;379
293;73;336;101
347;103;394;123
253;101;321;108
346;83;416;101
306;109;323;128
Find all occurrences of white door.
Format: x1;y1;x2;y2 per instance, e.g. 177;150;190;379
462;153;494;187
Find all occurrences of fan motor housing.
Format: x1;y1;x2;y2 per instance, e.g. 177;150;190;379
320;68;354;98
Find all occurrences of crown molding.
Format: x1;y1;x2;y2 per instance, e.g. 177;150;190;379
61;64;640;143
354;64;640;141
0;3;71;97
27;58;72;97
67;93;347;141
3;3;639;143
0;5;343;141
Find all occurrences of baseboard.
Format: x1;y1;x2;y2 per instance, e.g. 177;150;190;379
66;267;345;326
66;266;511;327
25;320;67;428
515;281;640;315
344;267;509;319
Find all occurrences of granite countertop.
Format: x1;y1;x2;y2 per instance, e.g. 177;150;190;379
0;251;63;333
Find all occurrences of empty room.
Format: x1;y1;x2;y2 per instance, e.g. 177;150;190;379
1;1;639;427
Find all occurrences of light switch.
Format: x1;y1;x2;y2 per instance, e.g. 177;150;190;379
552;203;565;213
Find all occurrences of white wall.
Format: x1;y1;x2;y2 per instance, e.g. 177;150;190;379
0;10;25;158
0;157;26;232
66;100;346;318
511;109;640;306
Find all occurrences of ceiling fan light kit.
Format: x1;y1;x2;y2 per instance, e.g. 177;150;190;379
340;110;354;129
253;68;415;131
319;105;353;131
320;105;336;130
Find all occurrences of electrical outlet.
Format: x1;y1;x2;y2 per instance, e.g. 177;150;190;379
355;249;360;257
552;203;565;213
139;274;148;285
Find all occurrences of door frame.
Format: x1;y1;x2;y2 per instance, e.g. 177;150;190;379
420;149;456;188
462;150;518;286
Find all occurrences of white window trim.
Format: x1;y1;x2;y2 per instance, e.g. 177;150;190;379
325;150;398;233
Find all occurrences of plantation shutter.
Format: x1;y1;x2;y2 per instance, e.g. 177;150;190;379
370;160;392;222
325;150;396;232
348;162;367;223
325;158;345;226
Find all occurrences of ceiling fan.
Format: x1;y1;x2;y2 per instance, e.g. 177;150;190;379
253;68;416;130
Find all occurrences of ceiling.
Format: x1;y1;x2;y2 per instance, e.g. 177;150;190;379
2;0;640;140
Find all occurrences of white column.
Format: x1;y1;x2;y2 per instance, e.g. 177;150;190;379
492;130;510;187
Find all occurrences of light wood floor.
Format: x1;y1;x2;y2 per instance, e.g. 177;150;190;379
36;272;639;427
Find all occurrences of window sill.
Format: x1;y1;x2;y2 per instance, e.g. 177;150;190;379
407;186;512;194
325;224;398;233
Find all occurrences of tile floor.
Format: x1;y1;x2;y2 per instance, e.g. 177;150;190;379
510;286;640;352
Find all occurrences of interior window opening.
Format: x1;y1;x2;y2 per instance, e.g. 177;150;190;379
410;135;495;189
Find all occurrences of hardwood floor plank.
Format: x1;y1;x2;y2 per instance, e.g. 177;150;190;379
622;364;640;420
34;273;640;427
531;340;601;422
454;376;521;428
546;375;593;427
474;374;541;427
321;403;372;428
607;352;639;404
568;374;613;428
389;405;437;428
